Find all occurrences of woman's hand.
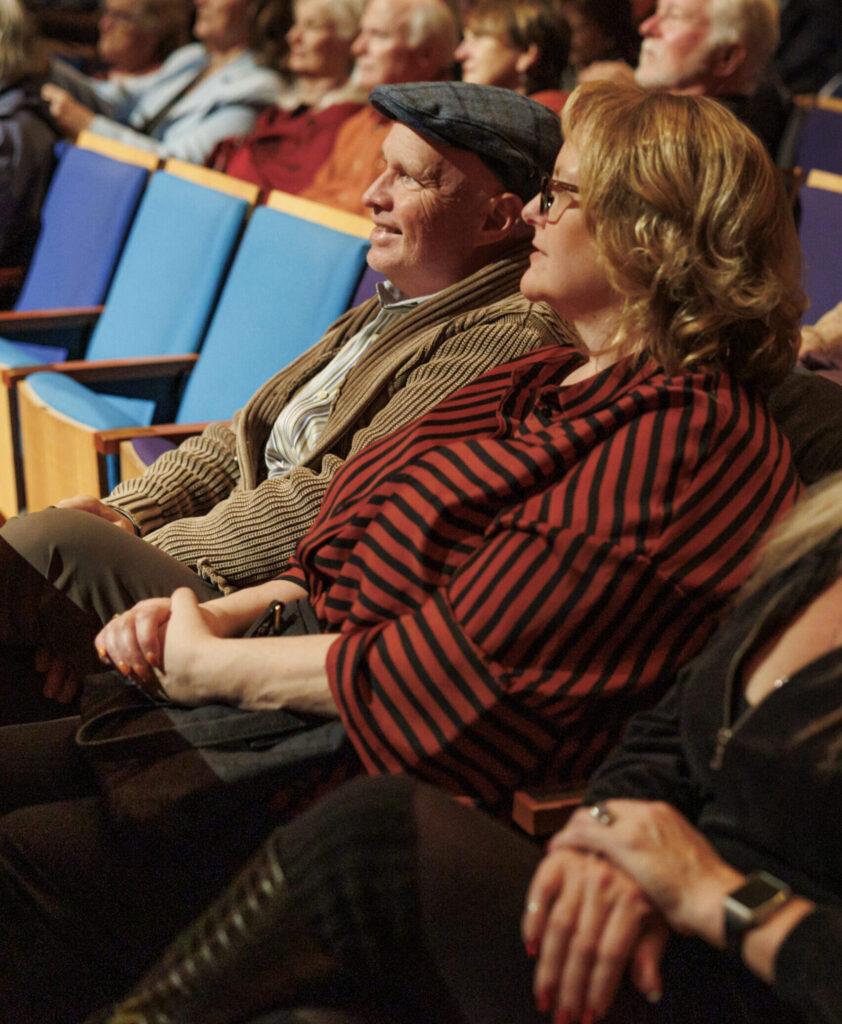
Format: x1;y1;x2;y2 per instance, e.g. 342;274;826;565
555;800;744;947
151;587;229;705
96;589;231;705
41;84;95;138
95;596;174;689
523;846;666;1021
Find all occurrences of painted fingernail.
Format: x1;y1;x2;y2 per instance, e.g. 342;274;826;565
525;939;539;957
646;990;662;1004
118;662;129;675
536;989;553;1014
132;664;147;678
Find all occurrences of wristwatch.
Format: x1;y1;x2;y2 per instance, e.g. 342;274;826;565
723;870;793;955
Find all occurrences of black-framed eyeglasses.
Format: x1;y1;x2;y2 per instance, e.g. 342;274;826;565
538;174;580;223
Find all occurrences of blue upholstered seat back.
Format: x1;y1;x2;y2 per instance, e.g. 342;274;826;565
85;171;249;361
24;172;251;435
795;106;842;175
176;205;370;424
16;146;149;311
799;178;842;322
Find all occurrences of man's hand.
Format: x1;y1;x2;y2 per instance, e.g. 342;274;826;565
56;495;137;534
34;648;83;704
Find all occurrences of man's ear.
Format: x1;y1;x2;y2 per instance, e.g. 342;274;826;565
710;40;746;81
477;191;527;245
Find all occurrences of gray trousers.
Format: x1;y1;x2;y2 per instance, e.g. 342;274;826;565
0;507;222;724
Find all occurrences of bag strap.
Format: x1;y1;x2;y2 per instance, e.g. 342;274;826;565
138;66;207;135
76;702;313;756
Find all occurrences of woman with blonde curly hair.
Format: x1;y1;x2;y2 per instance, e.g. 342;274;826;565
78;82;808;1024
531;80;803;385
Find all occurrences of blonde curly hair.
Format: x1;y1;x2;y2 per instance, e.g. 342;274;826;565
562;81;806;385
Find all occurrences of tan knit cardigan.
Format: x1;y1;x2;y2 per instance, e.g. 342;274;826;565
107;243;573;590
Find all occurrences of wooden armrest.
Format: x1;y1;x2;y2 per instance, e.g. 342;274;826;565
0;306;103;333
94;420;222;455
512;786;587;837
2;353;199;388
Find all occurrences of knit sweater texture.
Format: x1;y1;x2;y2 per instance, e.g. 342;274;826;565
106;244;569;589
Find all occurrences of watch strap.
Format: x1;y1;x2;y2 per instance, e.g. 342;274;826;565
723;871;792;956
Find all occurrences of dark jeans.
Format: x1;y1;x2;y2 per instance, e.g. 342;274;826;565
0;507;221;724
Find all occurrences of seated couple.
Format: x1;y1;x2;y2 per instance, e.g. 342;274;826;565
0;82;803;1022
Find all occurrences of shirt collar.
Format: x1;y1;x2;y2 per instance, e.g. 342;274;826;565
376;279;437;311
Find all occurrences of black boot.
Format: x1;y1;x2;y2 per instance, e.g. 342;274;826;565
84;830;357;1024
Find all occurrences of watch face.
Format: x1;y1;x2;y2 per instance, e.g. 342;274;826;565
731;872;787;909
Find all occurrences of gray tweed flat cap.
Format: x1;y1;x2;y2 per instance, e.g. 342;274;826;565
369;81;561;202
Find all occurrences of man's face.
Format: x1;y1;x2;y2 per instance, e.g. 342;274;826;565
351;0;426;91
634;0;718;94
362;123;503;297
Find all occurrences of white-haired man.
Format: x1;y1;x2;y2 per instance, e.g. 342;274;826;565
583;0;789;154
300;0;460;215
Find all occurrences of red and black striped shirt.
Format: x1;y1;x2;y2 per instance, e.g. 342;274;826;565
282;346;799;811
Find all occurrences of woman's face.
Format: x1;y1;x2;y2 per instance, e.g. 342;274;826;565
561;4;614;69
520;139;616;327
98;0;162;73
193;0;250;52
454;26;523;90
286;0;352;80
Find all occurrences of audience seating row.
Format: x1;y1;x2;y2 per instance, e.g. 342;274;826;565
0;136;376;517
799;168;842;323
779;94;842;177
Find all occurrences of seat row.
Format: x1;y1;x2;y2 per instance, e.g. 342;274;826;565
0;133;377;518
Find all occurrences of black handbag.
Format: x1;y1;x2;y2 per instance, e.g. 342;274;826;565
76;599;350;831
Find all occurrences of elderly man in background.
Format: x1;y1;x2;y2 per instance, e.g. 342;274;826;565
583;0;789;155
300;0;460;215
0;81;569;725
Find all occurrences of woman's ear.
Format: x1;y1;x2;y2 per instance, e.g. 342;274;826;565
515;42;539;75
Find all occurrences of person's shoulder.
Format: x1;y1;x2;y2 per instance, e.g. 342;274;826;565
336;104;389;137
160;42;208;73
212;53;284;101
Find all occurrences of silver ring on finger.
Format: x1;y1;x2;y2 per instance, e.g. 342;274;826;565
589;801;615;826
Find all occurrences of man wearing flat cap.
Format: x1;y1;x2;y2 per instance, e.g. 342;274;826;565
0;82;571;722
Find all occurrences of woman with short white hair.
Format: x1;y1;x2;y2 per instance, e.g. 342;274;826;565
208;0;368;194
